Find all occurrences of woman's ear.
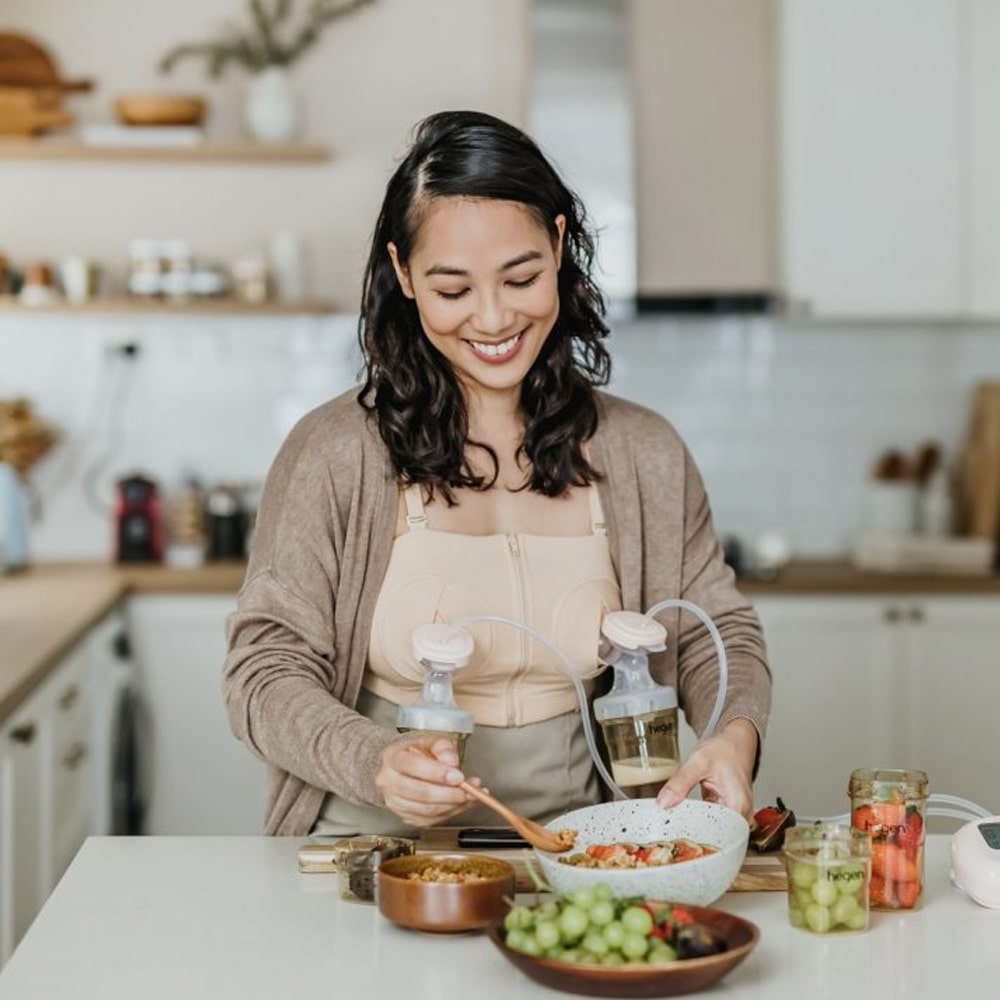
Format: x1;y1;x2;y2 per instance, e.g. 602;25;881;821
552;214;567;270
387;242;415;299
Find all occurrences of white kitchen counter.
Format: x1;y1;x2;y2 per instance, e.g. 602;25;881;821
0;835;996;999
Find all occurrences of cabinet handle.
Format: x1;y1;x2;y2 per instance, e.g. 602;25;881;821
10;722;36;745
58;685;80;711
62;742;88;770
907;606;925;624
884;606;902;623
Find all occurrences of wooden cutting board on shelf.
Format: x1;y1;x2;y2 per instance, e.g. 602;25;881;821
958;382;1000;540
416;827;787;893
0;33;93;93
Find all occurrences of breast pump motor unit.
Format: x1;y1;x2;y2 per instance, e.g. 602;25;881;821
397;599;729;801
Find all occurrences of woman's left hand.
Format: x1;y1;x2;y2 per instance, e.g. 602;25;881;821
655;718;759;820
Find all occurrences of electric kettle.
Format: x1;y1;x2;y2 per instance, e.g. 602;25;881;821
0;460;30;573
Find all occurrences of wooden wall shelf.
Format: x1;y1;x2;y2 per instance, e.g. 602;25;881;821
0;139;330;164
0;297;337;316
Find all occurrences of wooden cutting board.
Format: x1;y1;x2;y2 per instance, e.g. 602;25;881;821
958;382;1000;540
0;33;93;92
416;827;787;893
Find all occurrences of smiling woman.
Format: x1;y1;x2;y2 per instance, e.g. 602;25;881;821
221;109;771;840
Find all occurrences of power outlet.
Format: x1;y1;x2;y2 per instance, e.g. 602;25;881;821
106;341;141;359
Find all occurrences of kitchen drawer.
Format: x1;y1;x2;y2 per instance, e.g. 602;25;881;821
47;649;93;884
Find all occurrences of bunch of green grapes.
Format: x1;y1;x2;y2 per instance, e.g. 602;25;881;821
503;885;693;966
787;860;868;934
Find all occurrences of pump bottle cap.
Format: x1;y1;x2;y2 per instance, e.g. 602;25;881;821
396;701;474;734
411;624;475;669
601;611;667;652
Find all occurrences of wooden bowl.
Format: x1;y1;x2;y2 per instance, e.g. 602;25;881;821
486;902;760;998
377;853;516;934
115;93;206;127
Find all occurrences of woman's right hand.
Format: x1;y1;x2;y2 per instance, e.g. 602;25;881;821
375;736;478;827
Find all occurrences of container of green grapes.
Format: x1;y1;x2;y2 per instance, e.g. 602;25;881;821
782;824;872;934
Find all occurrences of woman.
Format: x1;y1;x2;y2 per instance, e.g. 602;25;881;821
223;110;770;838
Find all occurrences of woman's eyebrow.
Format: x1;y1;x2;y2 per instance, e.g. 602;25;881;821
424;249;544;278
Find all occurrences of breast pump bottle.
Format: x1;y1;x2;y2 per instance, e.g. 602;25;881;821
593;611;680;798
394;623;475;765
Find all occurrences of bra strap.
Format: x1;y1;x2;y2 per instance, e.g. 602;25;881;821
403;482;428;530
589;484;607;536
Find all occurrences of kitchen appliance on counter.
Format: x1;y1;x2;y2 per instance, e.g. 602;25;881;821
0;460;30;572
114;474;164;563
951;816;1000;909
205;484;247;561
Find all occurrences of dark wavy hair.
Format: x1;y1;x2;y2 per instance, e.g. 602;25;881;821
357;109;612;502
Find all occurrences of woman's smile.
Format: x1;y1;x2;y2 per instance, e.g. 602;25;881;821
464;328;527;363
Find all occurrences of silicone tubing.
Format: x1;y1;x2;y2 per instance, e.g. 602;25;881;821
643;598;729;741
450;613;630;801
799;794;993;826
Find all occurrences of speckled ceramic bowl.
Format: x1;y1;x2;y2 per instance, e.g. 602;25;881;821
534;798;749;906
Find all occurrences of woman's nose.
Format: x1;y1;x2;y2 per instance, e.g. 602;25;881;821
471;290;514;336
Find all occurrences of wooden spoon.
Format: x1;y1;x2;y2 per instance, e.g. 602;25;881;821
411;746;576;854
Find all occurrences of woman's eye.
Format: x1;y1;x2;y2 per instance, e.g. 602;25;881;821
434;288;469;300
508;273;541;289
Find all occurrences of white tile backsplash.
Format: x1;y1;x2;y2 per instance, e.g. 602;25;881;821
2;311;998;561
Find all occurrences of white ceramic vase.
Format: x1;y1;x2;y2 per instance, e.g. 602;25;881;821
245;66;299;143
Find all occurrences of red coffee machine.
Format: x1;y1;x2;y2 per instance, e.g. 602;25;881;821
114;474;164;563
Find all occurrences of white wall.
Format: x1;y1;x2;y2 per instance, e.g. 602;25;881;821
3;311;999;562
0;0;530;308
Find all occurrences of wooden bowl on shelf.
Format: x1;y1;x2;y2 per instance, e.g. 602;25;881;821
114;93;206;127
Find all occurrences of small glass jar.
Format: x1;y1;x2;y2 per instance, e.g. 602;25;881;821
849;768;929;911
782;824;872;934
331;835;414;904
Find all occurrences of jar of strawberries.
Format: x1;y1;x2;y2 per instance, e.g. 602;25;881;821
848;768;929;911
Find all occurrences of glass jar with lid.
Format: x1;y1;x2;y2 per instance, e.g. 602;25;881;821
331;835;415;903
849;768;929;911
782;824;872;934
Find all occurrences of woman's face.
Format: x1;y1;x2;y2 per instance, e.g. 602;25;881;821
388;197;565;402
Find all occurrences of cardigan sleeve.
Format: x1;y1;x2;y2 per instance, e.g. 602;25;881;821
673;445;772;747
221;406;398;809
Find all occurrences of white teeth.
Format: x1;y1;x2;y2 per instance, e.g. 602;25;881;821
469;332;520;357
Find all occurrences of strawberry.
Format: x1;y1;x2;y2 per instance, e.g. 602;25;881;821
896;879;921;909
852;804;876;834
869;875;895;908
750;797;795;852
899;809;923;860
872;842;918;883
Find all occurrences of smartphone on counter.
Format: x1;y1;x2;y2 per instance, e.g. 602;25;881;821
457;827;531;849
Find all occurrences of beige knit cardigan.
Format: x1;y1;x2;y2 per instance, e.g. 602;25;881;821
223;388;771;835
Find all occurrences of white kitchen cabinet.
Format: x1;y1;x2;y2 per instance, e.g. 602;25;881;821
780;0;964;317
896;598;1000;811
749;597;898;817
0;696;44;964
0;611;126;968
750;594;1000;821
126;596;266;835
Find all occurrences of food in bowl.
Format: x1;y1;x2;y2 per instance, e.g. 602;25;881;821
487;888;760;998
377;852;516;933
502;886;728;963
404;863;494;884
559;838;718;869
535;799;750;907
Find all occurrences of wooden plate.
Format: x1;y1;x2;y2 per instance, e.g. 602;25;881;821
486;902;760;998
